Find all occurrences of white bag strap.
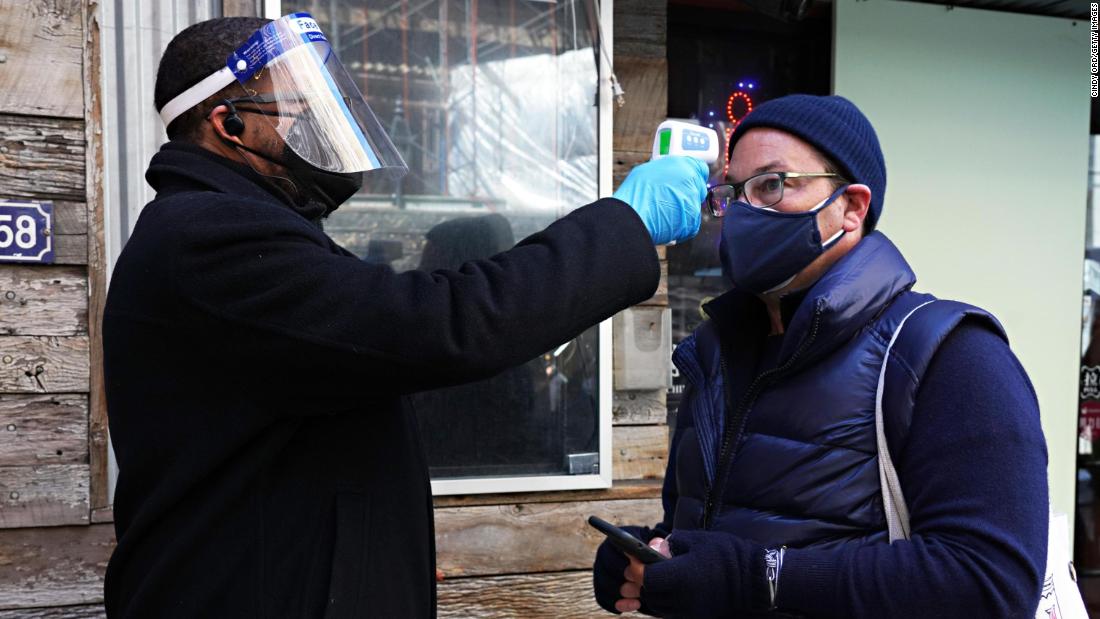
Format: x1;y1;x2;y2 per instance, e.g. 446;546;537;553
876;300;936;543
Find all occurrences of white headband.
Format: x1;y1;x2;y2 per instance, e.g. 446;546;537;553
158;65;241;127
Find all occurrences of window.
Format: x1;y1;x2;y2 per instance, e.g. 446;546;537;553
274;0;614;494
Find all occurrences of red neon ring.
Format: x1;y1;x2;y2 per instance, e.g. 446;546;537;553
726;91;754;124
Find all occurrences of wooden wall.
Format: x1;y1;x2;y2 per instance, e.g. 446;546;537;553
0;0;113;615
0;0;668;615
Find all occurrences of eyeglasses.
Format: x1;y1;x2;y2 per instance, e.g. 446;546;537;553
225;94;310;120
706;171;846;217
226;92;359;122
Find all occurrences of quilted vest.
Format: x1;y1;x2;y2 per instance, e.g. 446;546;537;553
669;232;1005;549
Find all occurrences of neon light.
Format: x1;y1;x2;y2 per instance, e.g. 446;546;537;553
723;90;756;178
726;91;754;125
723;127;734;178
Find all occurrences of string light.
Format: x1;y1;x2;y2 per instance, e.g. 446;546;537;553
723;91;755;177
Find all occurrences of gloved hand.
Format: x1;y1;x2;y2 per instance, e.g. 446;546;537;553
593;525;657;615
612;156;708;245
640;529;769;618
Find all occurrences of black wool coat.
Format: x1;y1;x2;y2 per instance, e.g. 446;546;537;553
103;142;660;618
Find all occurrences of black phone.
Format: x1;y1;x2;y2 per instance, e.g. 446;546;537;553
587;515;668;564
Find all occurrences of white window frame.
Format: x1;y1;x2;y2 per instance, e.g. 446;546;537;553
266;0;616;495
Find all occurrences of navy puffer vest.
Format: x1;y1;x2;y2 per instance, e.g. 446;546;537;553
669;232;1004;549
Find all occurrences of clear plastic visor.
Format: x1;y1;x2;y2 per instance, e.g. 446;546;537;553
227;13;407;178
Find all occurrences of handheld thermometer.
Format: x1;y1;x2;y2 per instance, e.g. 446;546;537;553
650;120;719;244
651;120;719;164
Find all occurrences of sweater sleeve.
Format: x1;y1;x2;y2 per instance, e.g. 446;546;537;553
774;318;1049;618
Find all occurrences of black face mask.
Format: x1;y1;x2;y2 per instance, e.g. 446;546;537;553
278;143;364;219
231;138;364;224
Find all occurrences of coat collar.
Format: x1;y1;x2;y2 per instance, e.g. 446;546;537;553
145;141;293;206
703;232;916;371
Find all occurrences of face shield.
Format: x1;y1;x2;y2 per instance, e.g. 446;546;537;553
159;13;407;180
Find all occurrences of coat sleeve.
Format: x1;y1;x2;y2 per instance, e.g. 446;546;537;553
171;197;659;395
773;319;1049;618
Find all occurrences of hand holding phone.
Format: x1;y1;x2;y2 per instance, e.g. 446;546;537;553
587;515;669;564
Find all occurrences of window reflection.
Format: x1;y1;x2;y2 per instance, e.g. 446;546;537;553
284;0;603;481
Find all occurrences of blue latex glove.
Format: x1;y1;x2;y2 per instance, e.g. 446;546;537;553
612;156;708;245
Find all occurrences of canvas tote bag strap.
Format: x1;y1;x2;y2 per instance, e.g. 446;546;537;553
876;300;937;543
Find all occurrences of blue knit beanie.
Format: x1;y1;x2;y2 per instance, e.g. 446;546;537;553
727;94;887;229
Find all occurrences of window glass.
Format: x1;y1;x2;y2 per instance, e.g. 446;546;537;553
282;0;604;484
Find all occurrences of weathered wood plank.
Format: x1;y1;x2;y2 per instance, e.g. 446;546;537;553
0;394;87;465
83;0;109;511
0;266;88;336
0;337;90;393
0;524;113;610
51;235;89;266
614;0;667;59
0;114;85;202
434;479;662;509
612;149;650;190
0;465;89;528
52;201;88;236
612;425;668;481
637;256;668;307
434;498;662;577
90;506;112;524
0;605;105;619
612;57;669;153
613;389;667;425
438;571;605;618
0;395;86;468
0;0;85;119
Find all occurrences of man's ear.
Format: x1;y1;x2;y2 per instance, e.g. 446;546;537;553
841;184;871;233
207;104;244;146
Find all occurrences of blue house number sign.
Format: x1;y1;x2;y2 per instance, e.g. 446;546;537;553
0;201;54;264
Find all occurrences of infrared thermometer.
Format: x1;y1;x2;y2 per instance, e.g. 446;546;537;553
650;120;719;245
651;120;719;164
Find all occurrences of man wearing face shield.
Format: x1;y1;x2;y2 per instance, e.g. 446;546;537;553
102;15;707;619
593;95;1049;618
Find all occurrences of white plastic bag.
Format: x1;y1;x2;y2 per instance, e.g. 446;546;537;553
1034;512;1088;619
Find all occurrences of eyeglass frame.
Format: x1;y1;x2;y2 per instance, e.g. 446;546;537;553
223;94;310;120
706;171;848;217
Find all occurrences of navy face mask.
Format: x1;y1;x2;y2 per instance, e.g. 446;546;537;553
719;185;849;295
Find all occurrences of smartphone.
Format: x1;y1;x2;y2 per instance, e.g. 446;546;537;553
587;515;668;564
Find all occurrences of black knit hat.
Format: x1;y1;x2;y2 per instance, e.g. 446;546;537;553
154;17;271;139
727;94;887;229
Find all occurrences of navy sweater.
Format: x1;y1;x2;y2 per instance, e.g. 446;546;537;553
637;319;1049;618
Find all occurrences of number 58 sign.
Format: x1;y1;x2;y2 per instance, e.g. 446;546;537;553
0;201;54;264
